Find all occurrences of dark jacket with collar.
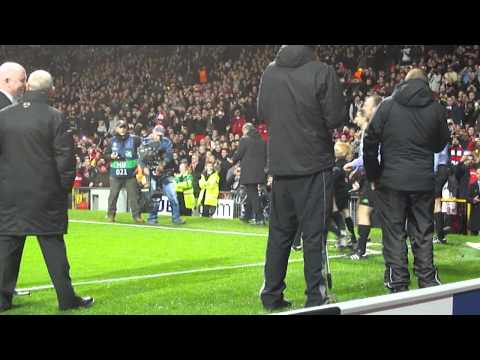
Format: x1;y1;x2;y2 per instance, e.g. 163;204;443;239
0;91;13;110
231;129;267;185
0;91;75;235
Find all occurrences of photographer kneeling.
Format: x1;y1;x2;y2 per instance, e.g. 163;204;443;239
140;126;186;226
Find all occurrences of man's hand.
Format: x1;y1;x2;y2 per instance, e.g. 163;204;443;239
343;162;354;173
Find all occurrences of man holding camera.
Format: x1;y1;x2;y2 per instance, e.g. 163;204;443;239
140;126;185;225
105;120;144;224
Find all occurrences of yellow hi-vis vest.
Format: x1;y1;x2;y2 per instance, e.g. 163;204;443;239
175;173;196;210
198;171;220;207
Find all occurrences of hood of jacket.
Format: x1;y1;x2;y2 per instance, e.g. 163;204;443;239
275;45;316;68
393;79;434;108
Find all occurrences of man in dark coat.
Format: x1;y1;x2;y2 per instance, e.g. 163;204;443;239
0;70;93;312
364;68;450;293
0;62;29;298
0;62;26;109
230;123;267;225
258;45;345;311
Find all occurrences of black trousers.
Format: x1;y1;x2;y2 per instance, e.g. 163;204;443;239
108;177;141;218
245;184;263;222
261;171;333;308
375;187;441;290
0;235;77;309
177;192;192;216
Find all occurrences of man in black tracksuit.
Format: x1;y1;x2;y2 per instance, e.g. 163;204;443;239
363;69;450;293
258;45;345;310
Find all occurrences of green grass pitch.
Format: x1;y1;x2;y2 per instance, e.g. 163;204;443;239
2;210;479;315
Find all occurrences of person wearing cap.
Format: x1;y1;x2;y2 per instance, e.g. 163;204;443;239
104;120;144;224
140;125;186;225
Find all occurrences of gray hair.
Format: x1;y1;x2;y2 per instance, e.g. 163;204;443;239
0;62;26;80
27;70;54;91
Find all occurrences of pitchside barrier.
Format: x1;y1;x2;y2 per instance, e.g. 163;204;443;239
276;278;480;315
71;188;236;220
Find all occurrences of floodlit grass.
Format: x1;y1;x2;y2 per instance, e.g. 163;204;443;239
2;210;479;315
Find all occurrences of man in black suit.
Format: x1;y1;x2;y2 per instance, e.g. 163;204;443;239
0;62;27;109
0;70;94;312
0;62;31;297
229;123;267;225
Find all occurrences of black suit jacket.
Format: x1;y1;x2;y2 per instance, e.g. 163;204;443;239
0;92;13;110
0;90;75;236
231;132;267;185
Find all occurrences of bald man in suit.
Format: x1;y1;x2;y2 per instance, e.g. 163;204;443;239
0;62;26;109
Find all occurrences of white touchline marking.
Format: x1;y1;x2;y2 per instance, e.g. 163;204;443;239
18;251;382;294
69;219;382;247
70;219;267;237
466;242;480;250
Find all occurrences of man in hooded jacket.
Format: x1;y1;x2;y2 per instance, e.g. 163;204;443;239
258;45;345;310
364;68;450;293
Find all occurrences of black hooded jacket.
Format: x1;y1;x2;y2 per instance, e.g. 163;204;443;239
364;79;450;192
258;45;346;176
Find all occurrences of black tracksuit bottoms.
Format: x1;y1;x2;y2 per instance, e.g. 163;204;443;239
261;171;333;308
375;186;441;291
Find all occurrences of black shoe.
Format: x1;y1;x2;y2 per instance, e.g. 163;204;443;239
172;219;186;225
263;299;292;312
60;296;95;311
292;244;303;252
433;235;447;244
390;287;409;294
350;250;367;261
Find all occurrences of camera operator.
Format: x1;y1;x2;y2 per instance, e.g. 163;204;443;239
104;120;144;224
140;126;186;225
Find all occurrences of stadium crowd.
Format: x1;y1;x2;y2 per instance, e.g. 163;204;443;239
2;44;480;231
